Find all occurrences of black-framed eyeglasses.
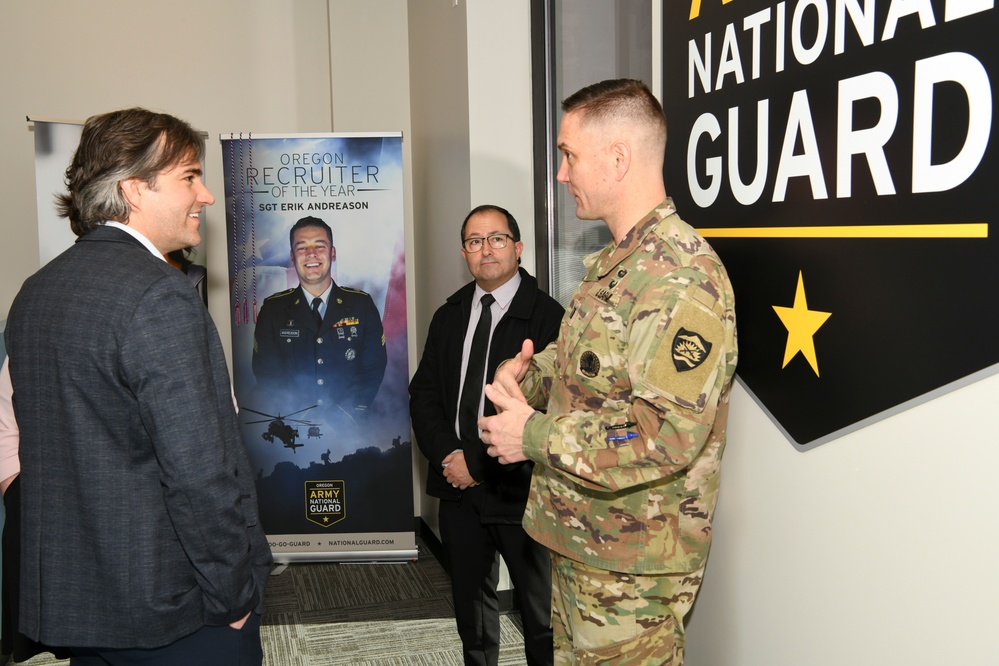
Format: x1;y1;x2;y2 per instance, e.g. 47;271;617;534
461;234;514;253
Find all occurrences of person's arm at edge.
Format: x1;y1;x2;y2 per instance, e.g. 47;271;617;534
0;357;20;497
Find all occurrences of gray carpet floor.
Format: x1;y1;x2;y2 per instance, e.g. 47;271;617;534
16;534;529;665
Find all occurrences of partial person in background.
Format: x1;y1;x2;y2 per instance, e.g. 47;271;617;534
480;79;739;665
0;357;70;663
410;205;563;666
3;107;272;665
167;247;208;306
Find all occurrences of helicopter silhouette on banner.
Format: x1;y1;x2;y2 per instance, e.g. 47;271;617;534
242;405;321;453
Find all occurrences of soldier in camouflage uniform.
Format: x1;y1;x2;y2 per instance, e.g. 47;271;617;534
480;79;738;665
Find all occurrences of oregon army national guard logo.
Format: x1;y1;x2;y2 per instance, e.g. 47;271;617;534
305;480;345;527
647;299;724;411
672;328;713;372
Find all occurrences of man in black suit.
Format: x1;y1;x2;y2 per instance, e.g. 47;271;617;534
410;205;563;666
4;108;272;665
252;216;387;429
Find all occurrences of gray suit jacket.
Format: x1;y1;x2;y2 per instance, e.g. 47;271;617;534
4;226;272;649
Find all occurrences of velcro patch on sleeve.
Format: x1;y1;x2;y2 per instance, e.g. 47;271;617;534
644;299;724;411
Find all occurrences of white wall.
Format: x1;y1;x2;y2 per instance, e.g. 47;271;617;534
466;2;536;272
685;374;999;665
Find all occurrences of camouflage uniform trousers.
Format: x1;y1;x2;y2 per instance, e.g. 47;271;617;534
551;552;703;665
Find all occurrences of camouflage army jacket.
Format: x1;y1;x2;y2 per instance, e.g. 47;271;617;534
520;199;738;574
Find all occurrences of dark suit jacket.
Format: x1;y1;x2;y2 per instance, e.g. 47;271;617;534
252;283;387;415
4;226;272;649
409;268;564;523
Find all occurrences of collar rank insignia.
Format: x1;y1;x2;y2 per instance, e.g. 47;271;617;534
672;328;713;372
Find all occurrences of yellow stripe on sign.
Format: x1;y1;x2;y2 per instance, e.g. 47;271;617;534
697;224;989;239
689;0;734;20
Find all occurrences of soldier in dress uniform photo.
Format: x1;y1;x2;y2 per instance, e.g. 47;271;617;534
252;216;387;439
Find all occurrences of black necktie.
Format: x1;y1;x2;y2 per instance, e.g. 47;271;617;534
311;297;323;326
458;294;495;454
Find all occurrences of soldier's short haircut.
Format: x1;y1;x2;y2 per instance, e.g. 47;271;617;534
562;78;667;148
56;108;205;237
460;204;522;244
289;216;334;247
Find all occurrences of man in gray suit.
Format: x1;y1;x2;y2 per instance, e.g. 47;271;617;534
4;108;272;665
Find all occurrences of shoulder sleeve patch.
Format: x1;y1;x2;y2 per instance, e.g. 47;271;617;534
644;299;725;412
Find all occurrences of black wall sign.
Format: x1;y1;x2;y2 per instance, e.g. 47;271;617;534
663;0;997;449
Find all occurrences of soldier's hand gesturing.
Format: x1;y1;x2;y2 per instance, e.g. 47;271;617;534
480;381;532;465
490;339;534;402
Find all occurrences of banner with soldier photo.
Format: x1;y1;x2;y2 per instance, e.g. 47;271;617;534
221;132;414;562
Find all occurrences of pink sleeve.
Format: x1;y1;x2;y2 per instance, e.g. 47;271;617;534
0;357;21;481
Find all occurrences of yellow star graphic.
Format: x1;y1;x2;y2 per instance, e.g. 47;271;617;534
772;271;831;376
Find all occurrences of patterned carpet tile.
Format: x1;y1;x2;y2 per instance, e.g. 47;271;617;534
287;595;455;625
15;535;527;665
264;615;526;666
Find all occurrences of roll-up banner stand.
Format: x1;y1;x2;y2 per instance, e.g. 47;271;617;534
221;133;415;563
